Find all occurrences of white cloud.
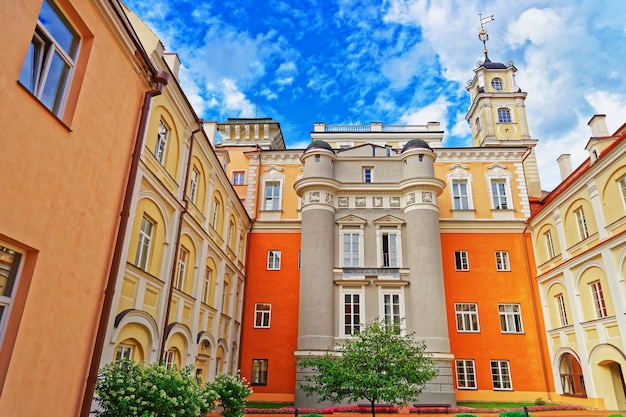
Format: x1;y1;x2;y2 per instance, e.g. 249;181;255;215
398;95;449;126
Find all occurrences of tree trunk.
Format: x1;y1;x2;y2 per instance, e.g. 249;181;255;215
370;399;376;417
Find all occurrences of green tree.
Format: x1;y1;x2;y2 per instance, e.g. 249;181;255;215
299;320;438;417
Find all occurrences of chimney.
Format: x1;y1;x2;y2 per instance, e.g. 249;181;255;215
163;53;181;81
557;154;572;181
588;114;609;137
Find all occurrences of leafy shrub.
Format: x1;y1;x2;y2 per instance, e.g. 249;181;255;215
95;360;217;417
213;371;253;417
608;415;626;417
499;411;529;417
534;397;545;405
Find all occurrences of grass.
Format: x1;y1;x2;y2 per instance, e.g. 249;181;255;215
246;402;294;409
457;402;538;409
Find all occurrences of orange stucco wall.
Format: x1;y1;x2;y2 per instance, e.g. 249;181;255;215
240;232;301;402
0;1;149;415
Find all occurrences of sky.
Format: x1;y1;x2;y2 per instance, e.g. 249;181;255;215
123;0;626;191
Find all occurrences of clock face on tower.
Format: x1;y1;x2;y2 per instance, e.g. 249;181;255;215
491;77;504;91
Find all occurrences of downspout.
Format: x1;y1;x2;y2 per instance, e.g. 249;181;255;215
158;119;205;361
80;70;169;417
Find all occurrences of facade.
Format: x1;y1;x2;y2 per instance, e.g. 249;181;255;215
0;0;159;416
529;115;626;409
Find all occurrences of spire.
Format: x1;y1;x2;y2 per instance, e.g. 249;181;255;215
478;12;494;62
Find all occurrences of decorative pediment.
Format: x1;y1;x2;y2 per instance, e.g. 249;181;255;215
372;214;404;226
485;163;511;179
336;215;367;225
447;163;471;180
263;165;284;180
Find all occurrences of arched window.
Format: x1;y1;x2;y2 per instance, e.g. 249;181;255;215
559;353;586;396
497;108;512;123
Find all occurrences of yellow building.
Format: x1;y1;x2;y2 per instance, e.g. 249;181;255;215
529;115;626;409
98;10;251;382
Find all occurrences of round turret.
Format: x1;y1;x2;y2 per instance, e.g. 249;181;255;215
402;139;432;153
306;140;333;151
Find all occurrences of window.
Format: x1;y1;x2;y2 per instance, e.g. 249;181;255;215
251;359;268;385
342;228;361;267
452;180;470;210
476;117;481;132
115;344;133;362
342;291;362;336
455;303;479;332
491;360;512;390
497;108;512;123
454;251;469;271
211;199;220;229
164;349;177;370
381;231;398;267
491;179;509;209
574;207;589;240
491;77;504;91
590;280;607;318
556;293;568;327
498;304;523;333
559;353;586;396
455;360;477;389
619;177;626;208
254;303;271;328
232;171;245;185
495;251;510;271
363;168;372;183
155;120;169;164
135;215;154;271
189;168;199;204
227;221;234;247
381;290;404;333
174;247;188;291
0;244;22;346
18;0;80;116
264;182;281;210
202;267;212;305
267;250;281;270
544;230;556;259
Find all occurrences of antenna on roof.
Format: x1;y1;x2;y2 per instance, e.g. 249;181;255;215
477;12;494;62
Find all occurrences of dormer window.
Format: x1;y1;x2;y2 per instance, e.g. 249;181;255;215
491;77;504;91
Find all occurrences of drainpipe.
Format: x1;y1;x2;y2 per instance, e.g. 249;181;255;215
80;70;169;417
158;119;205;361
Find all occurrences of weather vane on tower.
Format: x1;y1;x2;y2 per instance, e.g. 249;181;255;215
478;12;494;62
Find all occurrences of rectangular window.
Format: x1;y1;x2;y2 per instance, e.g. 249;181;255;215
590;281;607;318
455;303;479;332
455;359;477;389
497;108;512;123
382;292;402;333
491;360;512;390
155;120;169;164
556;293;568;326
0;244;23;346
452;180;470;210
363;168;372;183
175;247;188;291
454;251;469;271
232;171;245;185
202;267;212;305
18;0;80;117
135;215;154;271
544;230;556;259
620;177;626;208
211;199;220;229
227;221;234;247
495;251;510;271
498;304;523;333
189;168;199;204
254;303;271;328
264;182;281;210
342;292;362;336
164;350;176;370
491;179;509;209
342;231;361;267
574;207;589;240
251;359;268;385
115;345;133;362
267;250;281;270
381;232;398;267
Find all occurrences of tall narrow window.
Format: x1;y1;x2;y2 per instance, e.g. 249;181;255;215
491;179;509;209
495;251;510;271
175;247;188;291
619;177;626;208
0;244;23;346
135;215;154;271
211;199;220;229
232;171;245;185
544;230;556;259
454;251;469;271
490;360;512;390
342;229;361;267
189;168;199;204
202;267;212;305
251;359;268;385
342;292;362;336
254;303;271;328
18;0;80;116
498;304;523;333
155;120;169;164
455;303;479;332
452;180;470;210
381;232;398;267
164;349;177;370
574;207;589;240
264;182;281;210
227;221;234;248
382;292;402;333
497;108;512;123
590;281;607;318
455;359;477;389
363;168;372;183
267;250;281;270
115;345;133;362
556;293;568;327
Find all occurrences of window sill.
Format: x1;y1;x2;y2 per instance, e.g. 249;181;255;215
17;81;73;131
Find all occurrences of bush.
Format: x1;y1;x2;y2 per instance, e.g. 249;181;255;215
499;412;529;417
608;415;626;417
95;360;218;417
213;371;253;417
533;397;545;405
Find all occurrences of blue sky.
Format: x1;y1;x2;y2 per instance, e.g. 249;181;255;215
123;0;626;191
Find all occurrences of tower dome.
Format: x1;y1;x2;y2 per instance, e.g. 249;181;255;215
306;140;333;151
402;139;432;152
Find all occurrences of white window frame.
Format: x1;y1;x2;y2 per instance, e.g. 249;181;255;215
363;167;373;183
340;226;363;268
135;215;154;271
155;120;169;164
452;180;471;210
491;360;512;390
497;108;512;123
211;199;220;229
455;359;477;389
18;0;80;117
544;230;556;259
447;164;474;211
491;179;509;209
227;221;234;248
164;349;176;370
619;177;626;209
556;293;568;327
340;288;364;337
498;304;523;334
267;250;281;270
264;182;282;211
175;247;188;291
202;267;212;305
232;171;245;185
0;243;24;347
254;303;271;328
454;251;469;271
455;303;480;332
115;344;133;362
590;280;607;318
485;164;513;211
375;225;403;268
189;168;199;204
380;288;405;334
495;251;510;271
574;207;589;240
491;77;504;91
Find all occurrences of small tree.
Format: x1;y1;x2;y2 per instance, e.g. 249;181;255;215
212;371;253;417
299;320;438;417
